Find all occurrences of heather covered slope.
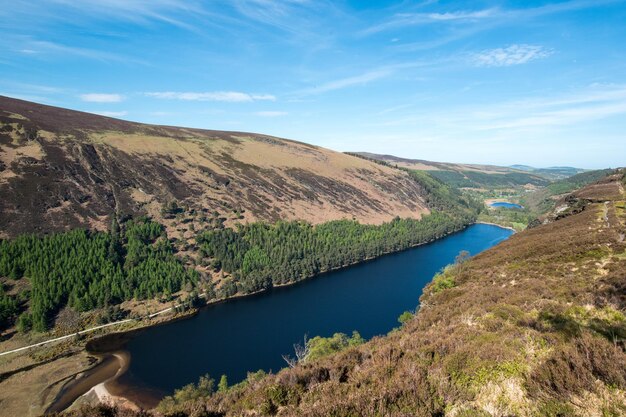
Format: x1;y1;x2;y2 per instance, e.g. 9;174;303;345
0;96;430;238
62;172;626;416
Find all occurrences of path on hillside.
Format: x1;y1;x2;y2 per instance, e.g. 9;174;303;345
0;303;182;357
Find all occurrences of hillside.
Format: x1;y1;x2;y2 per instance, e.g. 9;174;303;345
0;98;481;416
0;96;431;239
351;152;551;189
63;171;626;416
522;169;617;214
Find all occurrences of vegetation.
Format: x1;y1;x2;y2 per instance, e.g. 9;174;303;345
428;169;549;188
198;213;474;296
0;217;197;332
0;284;18;329
196;169;480;297
59;172;626;417
477;207;536;231
305;331;364;362
159;374;216;409
522;168;616;213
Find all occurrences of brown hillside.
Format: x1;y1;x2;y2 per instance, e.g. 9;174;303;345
0;96;430;238
63;172;626;416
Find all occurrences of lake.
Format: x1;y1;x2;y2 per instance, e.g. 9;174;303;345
489;202;523;209
115;224;513;400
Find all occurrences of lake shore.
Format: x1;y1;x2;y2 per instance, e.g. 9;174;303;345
474;221;518;233
45;221;509;413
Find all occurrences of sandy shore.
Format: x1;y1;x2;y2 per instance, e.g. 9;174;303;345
83;352;140;410
47;351;141;413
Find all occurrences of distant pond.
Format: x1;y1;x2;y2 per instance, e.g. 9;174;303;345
489;202;523;209
106;224;513;404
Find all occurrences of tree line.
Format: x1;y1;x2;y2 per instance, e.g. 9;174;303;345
0;167;480;332
198;211;476;297
197;167;480;297
0;217;197;332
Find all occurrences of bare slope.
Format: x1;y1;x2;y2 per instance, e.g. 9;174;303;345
0;96;429;238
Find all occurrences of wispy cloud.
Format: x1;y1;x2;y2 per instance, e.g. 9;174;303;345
471;44;552;67
18;39;146;64
80;93;125;103
145;91;276;102
298;69;392;95
361;8;496;35
255;111;287;117
361;0;620;36
91;110;128;117
374;84;626;132
43;0;207;30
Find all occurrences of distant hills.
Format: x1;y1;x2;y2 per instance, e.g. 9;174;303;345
350;152;553;188
0;96;433;238
509;164;587;179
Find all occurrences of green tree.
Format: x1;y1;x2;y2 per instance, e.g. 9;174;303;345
218;374;228;392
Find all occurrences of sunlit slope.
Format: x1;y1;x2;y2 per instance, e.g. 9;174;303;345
0;96;431;238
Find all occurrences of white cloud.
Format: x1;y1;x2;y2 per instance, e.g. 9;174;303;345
361;8;496;35
471;44;552;67
373;84;626;133
145;91;276;102
79;93;125;102
361;1;618;36
92;110;128;117
255;111;287;117
299;69;392;95
425;9;496;21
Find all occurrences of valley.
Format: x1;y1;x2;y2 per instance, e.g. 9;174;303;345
0;98;622;417
59;171;626;417
2;2;625;416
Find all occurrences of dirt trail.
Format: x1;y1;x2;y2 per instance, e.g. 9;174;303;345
602;201;610;228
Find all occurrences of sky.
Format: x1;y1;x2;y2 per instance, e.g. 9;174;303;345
1;1;625;168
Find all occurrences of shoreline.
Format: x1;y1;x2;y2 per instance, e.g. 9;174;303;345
79;352;142;411
474;221;518;233
46;221;494;413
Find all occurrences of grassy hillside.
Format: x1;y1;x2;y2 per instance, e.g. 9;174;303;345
522;169;617;214
0;96;432;239
57;174;626;416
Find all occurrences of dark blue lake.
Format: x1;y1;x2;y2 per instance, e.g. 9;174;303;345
119;224;513;397
490;202;523;209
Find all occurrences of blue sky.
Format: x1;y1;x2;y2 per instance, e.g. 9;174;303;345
1;1;625;168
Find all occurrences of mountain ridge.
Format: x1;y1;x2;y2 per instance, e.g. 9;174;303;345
0;96;432;239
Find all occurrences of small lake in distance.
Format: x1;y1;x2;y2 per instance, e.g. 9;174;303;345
489;202;523;209
117;224;513;398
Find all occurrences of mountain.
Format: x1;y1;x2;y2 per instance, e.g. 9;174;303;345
64;171;626;417
0;96;431;239
351;152;550;188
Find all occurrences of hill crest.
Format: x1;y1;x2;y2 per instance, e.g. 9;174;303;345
0;96;431;238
